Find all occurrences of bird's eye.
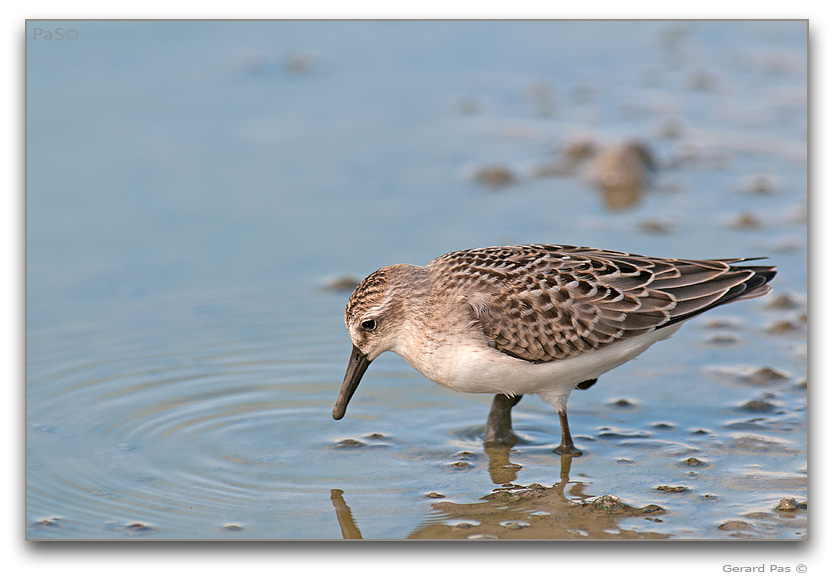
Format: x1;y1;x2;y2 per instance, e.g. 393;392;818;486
361;319;376;331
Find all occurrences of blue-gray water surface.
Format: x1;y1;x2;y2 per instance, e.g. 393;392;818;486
27;20;807;540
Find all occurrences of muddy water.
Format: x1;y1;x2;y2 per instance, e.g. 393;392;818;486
27;20;806;540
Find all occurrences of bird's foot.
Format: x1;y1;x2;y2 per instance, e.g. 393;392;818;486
553;442;583;457
484;428;519;447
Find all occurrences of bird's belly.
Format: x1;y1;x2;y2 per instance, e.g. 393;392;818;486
398;323;683;397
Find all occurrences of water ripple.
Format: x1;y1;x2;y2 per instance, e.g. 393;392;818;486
27;292;385;537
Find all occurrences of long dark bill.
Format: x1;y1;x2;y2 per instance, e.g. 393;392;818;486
332;345;372;420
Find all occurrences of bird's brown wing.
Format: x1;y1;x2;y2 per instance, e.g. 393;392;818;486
429;244;775;363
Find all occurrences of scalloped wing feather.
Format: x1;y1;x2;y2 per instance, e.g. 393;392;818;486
429;244;775;363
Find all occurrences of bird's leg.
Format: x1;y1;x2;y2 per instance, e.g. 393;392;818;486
483;394;522;446
554;409;582;456
550;379;595;455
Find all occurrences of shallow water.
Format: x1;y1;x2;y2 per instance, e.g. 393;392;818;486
27;20;806;540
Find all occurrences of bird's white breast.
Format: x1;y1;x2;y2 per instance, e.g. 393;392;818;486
394;322;683;398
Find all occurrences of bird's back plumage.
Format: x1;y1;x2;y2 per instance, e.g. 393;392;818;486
427;244;776;364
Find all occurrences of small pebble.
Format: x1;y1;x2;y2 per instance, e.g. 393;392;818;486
591;141;654;190
562;138;598;161
706;333;741;346
638;220;674;235
688;69;718;91
284;52;316;75
452;521;478;530
31;516;64;528
500;520;531;530
592;495;626;510
448;461;474;470
775;497;797;512
657;485;688;493
336;438;365;448
426;492;446;499
775;497;806;512
765;293;801;310
740;399;776;413
641;504;666;514
682;457;708;467
744;367;790;385
659;24;688;49
123;522;154;533
702;317;740;329
767;320;800;334
737;174;778;194
719;520;754;531
323;276;361;292
731;212;763;229
657;118;684;139
456;95;483;115
514;488;545;500
474;166;516;188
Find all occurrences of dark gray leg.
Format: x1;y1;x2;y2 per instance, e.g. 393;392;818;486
551;378;595;455
554;409;582;456
483;394;522;446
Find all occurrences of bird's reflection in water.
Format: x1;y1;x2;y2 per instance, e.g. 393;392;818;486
483;445;576;486
329;489;363;540
330;445;669;540
483;445;522;485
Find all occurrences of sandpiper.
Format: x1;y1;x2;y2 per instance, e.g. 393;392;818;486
333;244;776;455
